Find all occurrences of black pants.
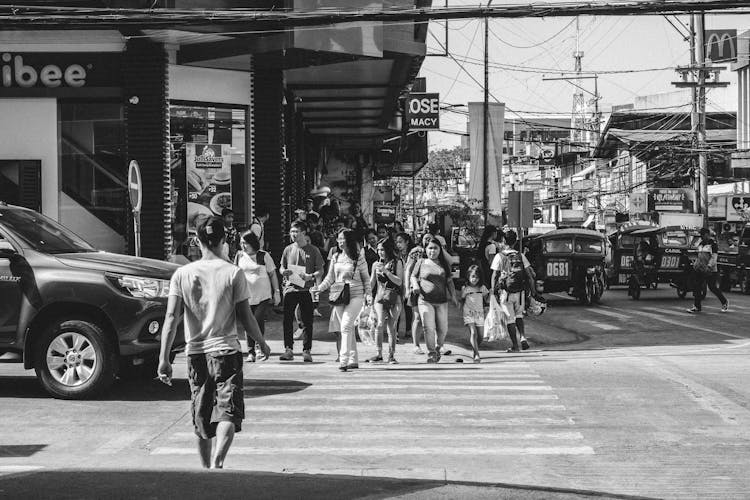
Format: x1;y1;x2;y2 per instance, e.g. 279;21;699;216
283;291;313;351
694;272;727;309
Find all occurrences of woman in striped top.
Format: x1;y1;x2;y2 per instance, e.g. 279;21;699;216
314;228;371;372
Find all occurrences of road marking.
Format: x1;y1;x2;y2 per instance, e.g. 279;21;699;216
151;446;595;456
0;465;44;477
168;431;585;441
602;305;746;339
246;384;553;391
587;308;631;320
244;394;559;401
243;404;567;414
579;320;621;331
92;431;144;455
640;306;684;317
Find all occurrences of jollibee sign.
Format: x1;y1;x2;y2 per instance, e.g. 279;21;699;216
2;53;86;88
0;53;120;90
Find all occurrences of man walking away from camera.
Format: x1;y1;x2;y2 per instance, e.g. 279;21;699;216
158;216;271;469
491;230;533;352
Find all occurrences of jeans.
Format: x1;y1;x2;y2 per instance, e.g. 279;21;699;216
283;291;313;351
248;299;271;351
333;296;364;366
417;299;448;356
694;272;727;309
374;300;403;355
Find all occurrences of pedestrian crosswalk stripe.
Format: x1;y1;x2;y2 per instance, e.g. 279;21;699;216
245;384;553;391
243;404;567;413
587;308;631;320
188;416;577;427
242;394;559;401
603;305;745;339
0;465;44;476
168;431;585;441
151;446;595;456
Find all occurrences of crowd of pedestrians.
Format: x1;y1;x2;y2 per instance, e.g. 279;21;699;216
157;207;539;468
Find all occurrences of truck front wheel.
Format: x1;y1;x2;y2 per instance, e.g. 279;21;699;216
35;319;117;400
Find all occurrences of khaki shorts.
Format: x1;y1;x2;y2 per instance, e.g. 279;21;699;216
188;351;244;439
500;291;524;322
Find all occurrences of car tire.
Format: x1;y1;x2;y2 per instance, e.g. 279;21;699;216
35;319;117;400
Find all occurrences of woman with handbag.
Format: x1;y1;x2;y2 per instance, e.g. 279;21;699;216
368;238;404;364
411;238;458;363
403;233;433;354
313;228;371;372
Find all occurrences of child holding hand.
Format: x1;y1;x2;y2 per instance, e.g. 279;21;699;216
461;265;489;363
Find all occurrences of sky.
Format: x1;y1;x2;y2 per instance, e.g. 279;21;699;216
418;1;750;151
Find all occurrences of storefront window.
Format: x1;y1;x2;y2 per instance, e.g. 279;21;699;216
58;101;127;253
169;103;246;261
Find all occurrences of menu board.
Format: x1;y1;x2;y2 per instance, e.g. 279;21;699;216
186;143;232;231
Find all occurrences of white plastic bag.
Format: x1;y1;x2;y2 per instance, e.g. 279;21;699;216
356;303;376;345
483;295;509;342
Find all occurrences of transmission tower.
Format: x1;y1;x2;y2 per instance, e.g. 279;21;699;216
570;16;587;146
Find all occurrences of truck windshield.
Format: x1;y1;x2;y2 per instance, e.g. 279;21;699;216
0;208;96;254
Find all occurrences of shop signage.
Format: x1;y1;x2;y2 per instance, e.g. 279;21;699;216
728;196;750;222
373;203;396;224
704;30;737;63
186;143;232;231
648;188;694;213
629;192;647;213
0;53;121;90
407;93;440;130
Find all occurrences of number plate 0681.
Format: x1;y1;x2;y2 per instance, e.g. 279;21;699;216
546;260;570;279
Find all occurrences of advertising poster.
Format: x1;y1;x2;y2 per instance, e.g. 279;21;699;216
186;143;232;231
648;188;694;213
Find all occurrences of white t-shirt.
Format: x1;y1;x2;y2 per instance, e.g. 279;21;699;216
236;251;277;305
168;259;250;355
491;249;531;271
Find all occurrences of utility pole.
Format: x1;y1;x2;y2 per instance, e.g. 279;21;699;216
672;12;728;226
482;0;493;224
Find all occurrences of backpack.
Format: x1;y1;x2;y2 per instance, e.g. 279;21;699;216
501;250;527;293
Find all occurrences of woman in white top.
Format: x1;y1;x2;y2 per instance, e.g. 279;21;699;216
314;229;371;372
235;231;281;362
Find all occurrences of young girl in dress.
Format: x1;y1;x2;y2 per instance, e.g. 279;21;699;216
461;265;489;363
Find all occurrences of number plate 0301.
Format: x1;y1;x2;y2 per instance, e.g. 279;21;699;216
546;260;570;279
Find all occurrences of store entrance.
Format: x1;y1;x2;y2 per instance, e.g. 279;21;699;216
0;160;41;211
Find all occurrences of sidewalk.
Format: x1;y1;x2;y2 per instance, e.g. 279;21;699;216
256;298;579;361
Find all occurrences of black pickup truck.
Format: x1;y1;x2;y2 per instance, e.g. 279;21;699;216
0;202;181;399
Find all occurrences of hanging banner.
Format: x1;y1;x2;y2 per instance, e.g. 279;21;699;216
186;143;232;231
467;102;505;214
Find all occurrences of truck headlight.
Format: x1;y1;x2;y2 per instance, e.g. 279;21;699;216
107;274;170;299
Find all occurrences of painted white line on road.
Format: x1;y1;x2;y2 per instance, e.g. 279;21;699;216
579;320;621;331
0;465;44;476
151;446;595;456
168;431;585;441
640;306;684;317
249;378;546;386
244;394;559;401
247;385;553;391
244;405;567;413
92;432;144;455
602;305;746;340
587;308;631;321
211;417;577;427
548;293;576;301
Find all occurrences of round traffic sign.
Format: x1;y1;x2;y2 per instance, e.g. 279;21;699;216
128;160;142;212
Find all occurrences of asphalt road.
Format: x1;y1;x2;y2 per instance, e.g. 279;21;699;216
1;285;749;499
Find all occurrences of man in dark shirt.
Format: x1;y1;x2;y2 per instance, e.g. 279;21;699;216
688;228;728;313
222;208;239;261
364;228;379;272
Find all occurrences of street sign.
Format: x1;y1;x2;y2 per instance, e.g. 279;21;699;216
128;160;142;257
507;191;534;228
128;160;142;213
407;93;440;130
